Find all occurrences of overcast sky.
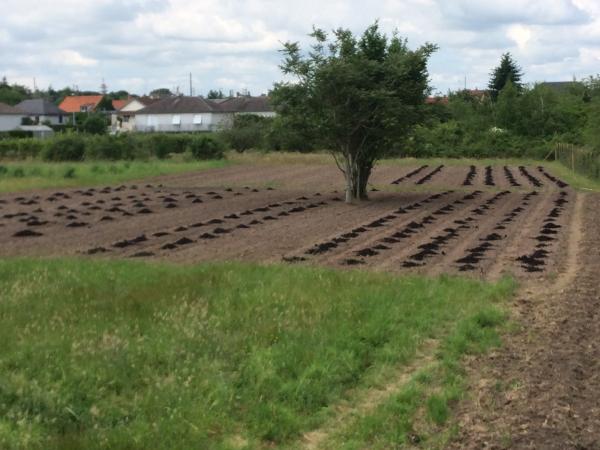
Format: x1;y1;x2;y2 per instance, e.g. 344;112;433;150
1;0;599;96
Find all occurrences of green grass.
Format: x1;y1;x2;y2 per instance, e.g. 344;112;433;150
322;308;508;449
0;160;228;193
0;259;515;449
544;161;600;192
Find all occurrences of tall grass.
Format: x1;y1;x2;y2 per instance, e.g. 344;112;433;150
0;160;228;193
0;259;515;449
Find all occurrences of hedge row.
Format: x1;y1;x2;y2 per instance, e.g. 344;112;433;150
0;133;226;161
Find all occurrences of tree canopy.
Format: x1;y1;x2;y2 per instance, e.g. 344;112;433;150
272;22;437;202
149;88;173;98
488;52;524;101
207;89;225;99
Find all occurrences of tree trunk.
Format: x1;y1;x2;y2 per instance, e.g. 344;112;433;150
344;155;356;203
356;164;371;200
342;153;374;203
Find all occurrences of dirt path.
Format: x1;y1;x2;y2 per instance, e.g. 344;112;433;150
449;192;600;449
301;340;439;450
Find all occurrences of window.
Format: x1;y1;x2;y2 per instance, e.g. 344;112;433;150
172;115;181;126
193;115;202;125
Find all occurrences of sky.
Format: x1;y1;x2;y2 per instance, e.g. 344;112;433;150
1;0;599;96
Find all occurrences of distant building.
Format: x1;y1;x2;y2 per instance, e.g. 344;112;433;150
111;97;160;132
15;98;66;125
425;96;449;105
0;102;25;131
539;81;585;93
59;95;104;113
17;125;54;139
131;96;275;133
111;99;128;111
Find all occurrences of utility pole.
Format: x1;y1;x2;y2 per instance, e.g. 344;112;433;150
189;73;193;97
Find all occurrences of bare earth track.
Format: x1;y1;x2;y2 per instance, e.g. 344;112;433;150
448;192;600;449
1;162;598;448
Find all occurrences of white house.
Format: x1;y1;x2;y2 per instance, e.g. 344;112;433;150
0;102;25;131
131;95;275;133
15;98;66;125
111;97;159;132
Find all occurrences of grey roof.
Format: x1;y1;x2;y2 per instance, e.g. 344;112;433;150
134;95;273;115
0;102;24;115
539;81;584;92
16;98;65;116
136;96;215;114
212;96;273;113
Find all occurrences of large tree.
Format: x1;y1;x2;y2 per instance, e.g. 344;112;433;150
272;23;437;202
488;53;524;101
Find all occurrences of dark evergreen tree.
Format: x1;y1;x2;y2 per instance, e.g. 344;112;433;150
488;53;524;101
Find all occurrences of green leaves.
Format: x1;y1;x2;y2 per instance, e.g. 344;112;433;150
272;22;436;200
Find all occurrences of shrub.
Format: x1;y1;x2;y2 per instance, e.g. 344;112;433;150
42;135;86;161
85;135;135;160
12;167;25;177
63;167;76;178
0;129;33;139
0;138;44;159
81;114;108;135
147;134;178;159
222;115;270;152
186;135;225;160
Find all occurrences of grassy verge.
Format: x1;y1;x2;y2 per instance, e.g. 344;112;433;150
543;161;600;192
0;259;515;449
319;308;508;449
0;160;228;194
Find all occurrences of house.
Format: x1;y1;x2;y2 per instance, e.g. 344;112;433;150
17;125;54;139
15;98;67;125
211;96;275;127
132;95;275;133
425;96;449;105
111;97;160;132
466;89;489;101
111;99;128;111
539;81;584;93
0;102;25;131
59;95;104;113
134;96;218;132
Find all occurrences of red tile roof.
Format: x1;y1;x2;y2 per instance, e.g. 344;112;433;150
112;99;128;111
59;95;103;113
425;96;449;104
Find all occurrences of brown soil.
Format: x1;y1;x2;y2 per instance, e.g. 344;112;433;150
1;162;596;447
448;192;600;449
0;164;574;282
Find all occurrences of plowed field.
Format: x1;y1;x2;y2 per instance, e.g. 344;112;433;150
0;163;575;281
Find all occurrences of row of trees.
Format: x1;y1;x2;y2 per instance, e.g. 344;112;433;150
0;78;246;108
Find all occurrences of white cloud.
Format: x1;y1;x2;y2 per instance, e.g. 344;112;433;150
0;0;598;94
53;50;98;67
507;25;532;50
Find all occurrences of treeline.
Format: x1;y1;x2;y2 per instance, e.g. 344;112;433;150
0;134;225;161
411;78;600;159
221;78;600;159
